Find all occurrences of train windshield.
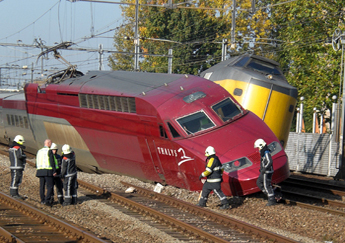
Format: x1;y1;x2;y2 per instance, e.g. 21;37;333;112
247;59;282;75
177;111;215;135
212;98;242;122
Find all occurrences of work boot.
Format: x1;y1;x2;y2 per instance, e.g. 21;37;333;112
196;198;207;207
10;188;17;197
63;198;72;206
266;197;278;206
220;203;230;209
219;199;230;209
12;195;24;200
72;197;77;205
58;197;64;205
45;201;52;207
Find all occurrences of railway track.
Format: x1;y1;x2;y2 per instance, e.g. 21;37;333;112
0;146;299;243
1;144;335;242
0;190;110;243
278;173;345;215
78;180;299;243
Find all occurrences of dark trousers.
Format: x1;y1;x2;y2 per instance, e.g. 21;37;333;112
10;169;23;196
200;181;228;205
39;176;54;203
53;177;64;203
256;172;274;198
63;175;77;205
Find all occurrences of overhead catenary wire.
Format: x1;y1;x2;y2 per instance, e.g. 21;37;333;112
0;0;341;79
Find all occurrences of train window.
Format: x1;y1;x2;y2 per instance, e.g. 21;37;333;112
10;115;15;126
167;122;181;138
234;56;250;67
159;125;168;139
212;98;242;122
19;116;24;128
24;117;29;129
183;91;206;103
15;115;19;127
247;59;281;75
177;111;215;135
222;157;253;173
6;114;11;126
233;88;243;96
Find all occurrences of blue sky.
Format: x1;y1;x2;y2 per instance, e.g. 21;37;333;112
0;0;123;85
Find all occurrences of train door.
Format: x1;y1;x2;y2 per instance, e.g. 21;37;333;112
145;135;166;182
141;117;187;188
140;117;166;183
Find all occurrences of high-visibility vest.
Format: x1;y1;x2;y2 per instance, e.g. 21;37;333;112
36;147;52;170
53;153;59;169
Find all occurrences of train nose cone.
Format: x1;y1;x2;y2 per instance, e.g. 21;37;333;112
220;150;289;197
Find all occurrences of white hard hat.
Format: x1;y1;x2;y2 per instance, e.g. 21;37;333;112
205;146;216;157
51;143;58;150
254;139;266;150
14;135;25;145
62;144;72;154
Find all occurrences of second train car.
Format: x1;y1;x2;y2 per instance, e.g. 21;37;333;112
0;70;290;196
200;54;298;148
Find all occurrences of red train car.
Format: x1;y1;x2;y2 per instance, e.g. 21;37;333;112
4;71;289;196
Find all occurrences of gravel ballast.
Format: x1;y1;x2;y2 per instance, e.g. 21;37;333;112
0;155;343;243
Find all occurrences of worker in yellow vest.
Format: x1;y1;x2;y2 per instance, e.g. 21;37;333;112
36;139;56;206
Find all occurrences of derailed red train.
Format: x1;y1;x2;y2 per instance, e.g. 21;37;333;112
0;71;290;196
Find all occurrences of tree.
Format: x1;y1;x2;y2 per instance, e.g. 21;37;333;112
139;5;228;74
269;0;345;132
109;0;274;74
109;23;135;71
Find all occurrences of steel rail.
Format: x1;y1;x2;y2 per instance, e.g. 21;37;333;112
0;191;108;243
284;199;345;216
0;226;25;243
279;178;345;197
281;189;345;208
120;181;299;243
78;180;229;243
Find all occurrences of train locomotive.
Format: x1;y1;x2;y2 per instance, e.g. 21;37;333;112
200;54;298;148
0;70;290;196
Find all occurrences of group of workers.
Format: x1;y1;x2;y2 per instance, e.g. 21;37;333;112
9;135;78;206
197;138;279;209
9;134;277;209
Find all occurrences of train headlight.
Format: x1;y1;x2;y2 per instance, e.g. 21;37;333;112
222;157;253;173
266;74;273;80
267;141;283;156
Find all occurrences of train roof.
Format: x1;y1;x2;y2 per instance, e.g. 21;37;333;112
200;54;297;98
57;71;193;96
30;70;231;117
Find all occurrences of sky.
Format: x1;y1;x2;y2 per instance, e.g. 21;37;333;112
0;0;124;87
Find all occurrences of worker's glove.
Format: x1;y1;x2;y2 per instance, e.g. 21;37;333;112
199;174;203;180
